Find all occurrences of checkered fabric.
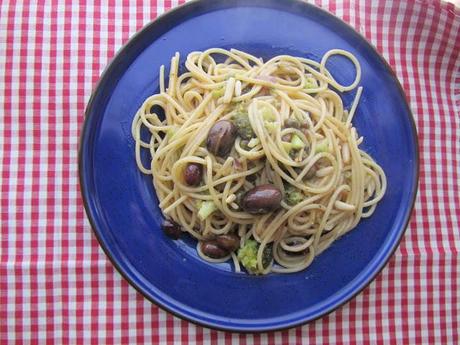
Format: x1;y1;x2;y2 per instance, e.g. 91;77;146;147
1;0;459;343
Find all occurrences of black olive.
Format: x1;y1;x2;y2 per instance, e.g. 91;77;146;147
200;242;229;258
246;173;257;182
285;118;300;129
184;163;202;186
241;184;282;214
305;164;317;179
281;134;292;142
162;219;182;240
306;158;328;179
206;120;237;157
215;234;240;252
262;244;273;268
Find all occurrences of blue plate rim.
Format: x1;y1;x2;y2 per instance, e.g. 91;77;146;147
79;0;419;332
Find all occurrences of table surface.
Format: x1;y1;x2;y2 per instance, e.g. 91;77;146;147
1;0;459;344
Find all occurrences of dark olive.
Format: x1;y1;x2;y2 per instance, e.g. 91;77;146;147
245;162;258;182
200;241;229;258
262;244;273;268
246;173;257;182
184;163;202;186
285;118;300;129
235;190;246;208
306;158;328;179
206;120;237;157
305;164;317;179
285;238;303;246
281;134;292;142
301;128;309;137
215;234;240;252
283;238;311;257
162;219;182;240
242;184;282;214
284;248;308;257
240;140;250;150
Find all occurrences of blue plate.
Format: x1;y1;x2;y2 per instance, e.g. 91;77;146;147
80;0;418;332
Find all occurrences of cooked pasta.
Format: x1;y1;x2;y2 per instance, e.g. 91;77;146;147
132;48;386;274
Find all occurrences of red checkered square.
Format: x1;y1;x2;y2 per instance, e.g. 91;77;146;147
0;0;459;344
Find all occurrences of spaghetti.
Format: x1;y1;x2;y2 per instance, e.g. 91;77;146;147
132;48;386;274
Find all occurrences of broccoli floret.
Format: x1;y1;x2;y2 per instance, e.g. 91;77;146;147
232;112;254;140
197;201;218;220
238;240;258;273
285;185;304;206
261;106;276;121
166;126;177;140
304;76;318;89
315;139;329;153
264;121;278;133
282;141;293;153
237;240;273;274
212;87;225;98
290;134;305;150
247;137;260;148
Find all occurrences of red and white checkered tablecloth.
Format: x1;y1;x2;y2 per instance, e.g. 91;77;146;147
1;0;459;343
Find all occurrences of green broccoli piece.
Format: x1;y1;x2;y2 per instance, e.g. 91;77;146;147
232;112;255;140
247;137;260;148
237;240;273;274
315;139;329;153
284;185;304;206
238;240;258;273
166;126;177;140
304;76;318;89
282;141;293;153
261;106;276;121
290;134;305;150
212;87;225;99
264;121;278;133
197;201;218;221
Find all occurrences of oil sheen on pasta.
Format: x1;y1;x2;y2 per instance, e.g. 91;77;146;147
132;48;386;274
